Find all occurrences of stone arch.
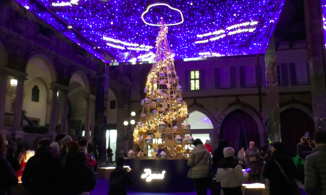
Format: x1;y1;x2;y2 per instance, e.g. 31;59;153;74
280;103;313;119
69;70;90;93
0;40;8;67
188;106;217;130
26;54;57;83
216;104;265;146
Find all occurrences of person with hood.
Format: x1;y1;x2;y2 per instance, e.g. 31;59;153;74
245;141;260;182
216;147;248;195
304;130;326;195
0;132;18;195
50;142;60;157
205;140;213;157
108;157;133;195
263;142;297;195
22;138;63;195
187;139;212;195
59;135;72;167
211;139;229;195
63;141;96;195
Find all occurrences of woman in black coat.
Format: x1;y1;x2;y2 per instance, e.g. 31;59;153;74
62;141;96;195
211;140;229;195
263;142;297;195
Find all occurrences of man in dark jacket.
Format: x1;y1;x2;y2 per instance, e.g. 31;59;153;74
304;130;326;195
263;142;297;195
22;138;63;195
0;135;18;195
108;157;133;195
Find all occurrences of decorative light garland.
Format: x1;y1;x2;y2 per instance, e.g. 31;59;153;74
16;0;285;62
141;3;184;26
106;42;125;50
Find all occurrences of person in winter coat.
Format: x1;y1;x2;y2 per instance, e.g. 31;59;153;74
22;138;63;195
59;135;72;167
211;139;229;195
205;140;213;157
246;141;260;182
216;147;248;195
237;147;246;169
297;136;315;160
0;133;18;195
63;141;96;195
79;139;97;168
6;145;20;172
263;142;297;195
108;157;133;195
187;139;212;195
304;130;326;195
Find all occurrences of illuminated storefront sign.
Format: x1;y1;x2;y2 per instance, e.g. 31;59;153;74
141;168;166;182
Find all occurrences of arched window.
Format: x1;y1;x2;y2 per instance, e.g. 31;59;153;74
31;85;39;102
187;111;214;129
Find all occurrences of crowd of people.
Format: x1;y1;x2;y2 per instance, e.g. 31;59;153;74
1;130;326;195
185;130;326;195
0;133;97;195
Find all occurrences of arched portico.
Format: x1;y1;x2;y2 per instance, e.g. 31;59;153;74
216;104;265;147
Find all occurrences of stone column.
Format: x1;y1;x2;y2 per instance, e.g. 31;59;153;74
46;98;52;124
13;77;25;136
304;0;326;130
116;106;125;157
0;72;8;132
60;90;69;134
49;85;58;139
84;94;91;140
89;99;95;142
265;35;281;142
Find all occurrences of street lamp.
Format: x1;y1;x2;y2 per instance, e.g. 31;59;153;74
10;79;17;86
131;111;136;116
123;121;129;126
130;119;135;125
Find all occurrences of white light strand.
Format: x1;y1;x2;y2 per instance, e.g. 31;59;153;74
103;36;139;47
197;29;225;38
226;21;258;31
198;52;211;55
209;34;226;41
195;40;209;44
228;28;256;35
141;3;184;27
106;42;125;50
52;2;71;6
127;47;150;51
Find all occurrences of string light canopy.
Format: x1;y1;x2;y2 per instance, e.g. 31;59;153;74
16;0;285;62
322;1;326;48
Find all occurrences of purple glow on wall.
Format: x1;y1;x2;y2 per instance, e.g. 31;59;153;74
15;0;285;62
322;1;326;49
198;117;212;125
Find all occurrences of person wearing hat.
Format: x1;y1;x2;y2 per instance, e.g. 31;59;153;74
263;142;297;195
216;147;247;195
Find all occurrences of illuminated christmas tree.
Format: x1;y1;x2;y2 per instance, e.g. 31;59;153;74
132;22;193;159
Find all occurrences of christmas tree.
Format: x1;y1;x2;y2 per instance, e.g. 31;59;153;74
132;22;193;159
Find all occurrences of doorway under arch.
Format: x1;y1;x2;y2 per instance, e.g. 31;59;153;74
220;110;260;150
280;108;314;156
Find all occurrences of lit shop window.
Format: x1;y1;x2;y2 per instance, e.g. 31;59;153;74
190;70;200;91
